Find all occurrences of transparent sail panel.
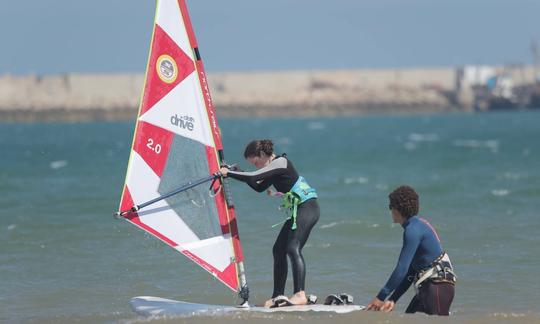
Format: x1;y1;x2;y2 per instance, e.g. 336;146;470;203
158;135;221;239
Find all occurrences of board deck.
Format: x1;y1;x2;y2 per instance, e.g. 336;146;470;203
130;296;365;316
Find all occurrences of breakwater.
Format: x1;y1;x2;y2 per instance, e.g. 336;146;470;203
0;66;536;122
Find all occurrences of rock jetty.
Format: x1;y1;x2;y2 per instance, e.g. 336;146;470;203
0;68;459;122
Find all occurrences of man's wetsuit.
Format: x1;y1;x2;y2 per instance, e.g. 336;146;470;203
227;155;319;297
376;216;455;315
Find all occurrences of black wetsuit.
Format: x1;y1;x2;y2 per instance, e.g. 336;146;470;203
377;216;455;315
227;155;319;297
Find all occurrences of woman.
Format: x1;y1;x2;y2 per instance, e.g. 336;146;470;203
366;185;456;315
220;139;319;307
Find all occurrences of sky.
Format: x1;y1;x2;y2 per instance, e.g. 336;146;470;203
0;0;539;75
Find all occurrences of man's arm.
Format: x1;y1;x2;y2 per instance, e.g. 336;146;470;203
376;226;422;301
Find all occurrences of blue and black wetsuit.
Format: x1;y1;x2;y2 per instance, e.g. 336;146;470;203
377;216;455;315
227;155;319;297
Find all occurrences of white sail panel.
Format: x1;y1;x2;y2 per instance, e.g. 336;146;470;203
138;72;214;147
177;235;235;272
126;152;199;245
156;0;194;61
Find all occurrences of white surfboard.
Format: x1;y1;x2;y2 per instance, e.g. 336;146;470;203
130;296;365;316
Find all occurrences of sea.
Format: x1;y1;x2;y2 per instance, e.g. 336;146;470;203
1;111;539;323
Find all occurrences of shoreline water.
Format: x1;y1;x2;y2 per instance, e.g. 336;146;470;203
3;113;539;322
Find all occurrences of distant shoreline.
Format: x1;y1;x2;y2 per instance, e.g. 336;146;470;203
0;66;536;122
0;104;454;123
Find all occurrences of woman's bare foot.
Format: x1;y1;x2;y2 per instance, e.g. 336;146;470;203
263;298;274;308
288;291;308;305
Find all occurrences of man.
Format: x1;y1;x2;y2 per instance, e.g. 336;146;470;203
366;185;456;315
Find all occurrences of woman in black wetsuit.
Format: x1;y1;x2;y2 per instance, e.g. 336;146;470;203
220;139;320;307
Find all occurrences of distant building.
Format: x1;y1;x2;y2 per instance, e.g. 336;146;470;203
457;65;537;111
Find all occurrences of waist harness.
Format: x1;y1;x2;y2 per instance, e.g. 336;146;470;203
413;252;457;294
279;176;317;230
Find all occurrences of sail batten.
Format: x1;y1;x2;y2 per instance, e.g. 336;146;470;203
117;0;245;294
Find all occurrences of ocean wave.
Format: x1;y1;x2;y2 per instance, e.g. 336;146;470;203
307;121;326;130
304;242;332;249
490;312;528;318
453;139;499;153
343;176;369;185
50;160;68;170
320;222;339;229
409;133;439;142
491;189;510;197
319;220;381;230
275;137;292;145
403;142;417;151
499;172;525;181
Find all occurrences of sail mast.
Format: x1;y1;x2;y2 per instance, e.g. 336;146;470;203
177;0;249;301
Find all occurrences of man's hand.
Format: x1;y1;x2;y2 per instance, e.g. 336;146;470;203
365;297;385;311
381;300;395;312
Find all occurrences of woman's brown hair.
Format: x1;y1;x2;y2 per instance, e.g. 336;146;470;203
244;139;274;158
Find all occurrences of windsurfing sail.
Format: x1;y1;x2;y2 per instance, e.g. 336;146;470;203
116;0;248;301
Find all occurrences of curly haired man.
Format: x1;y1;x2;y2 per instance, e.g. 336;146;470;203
366;185;456;315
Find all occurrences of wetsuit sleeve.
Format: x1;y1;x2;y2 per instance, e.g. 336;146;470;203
246;178;273;192
227;158;287;192
376;225;422;301
388;266;414;302
225;162;270;192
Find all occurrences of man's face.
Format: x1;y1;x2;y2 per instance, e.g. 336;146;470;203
390;206;402;224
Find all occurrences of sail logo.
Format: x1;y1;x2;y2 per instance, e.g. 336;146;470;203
170;114;194;131
156;54;178;84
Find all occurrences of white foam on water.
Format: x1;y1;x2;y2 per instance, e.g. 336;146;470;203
7;224;16;230
491;312;527;318
304;242;332;249
275;137;292;145
320;220;385;230
453;139;499;153
491;189;510;196
320;222;339;229
500;172;524;181
343;176;369;185
404;142;417;150
307;121;326;130
320;243;331;248
409;133;439;142
50;160;68;170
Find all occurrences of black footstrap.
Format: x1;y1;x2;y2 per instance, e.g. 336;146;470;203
323;293;354;305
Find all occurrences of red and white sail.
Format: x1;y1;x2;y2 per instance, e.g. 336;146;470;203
118;0;244;292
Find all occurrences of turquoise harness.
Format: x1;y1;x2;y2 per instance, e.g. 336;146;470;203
275;176;317;230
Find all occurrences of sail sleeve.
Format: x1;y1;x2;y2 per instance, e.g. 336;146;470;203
118;0;244;292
